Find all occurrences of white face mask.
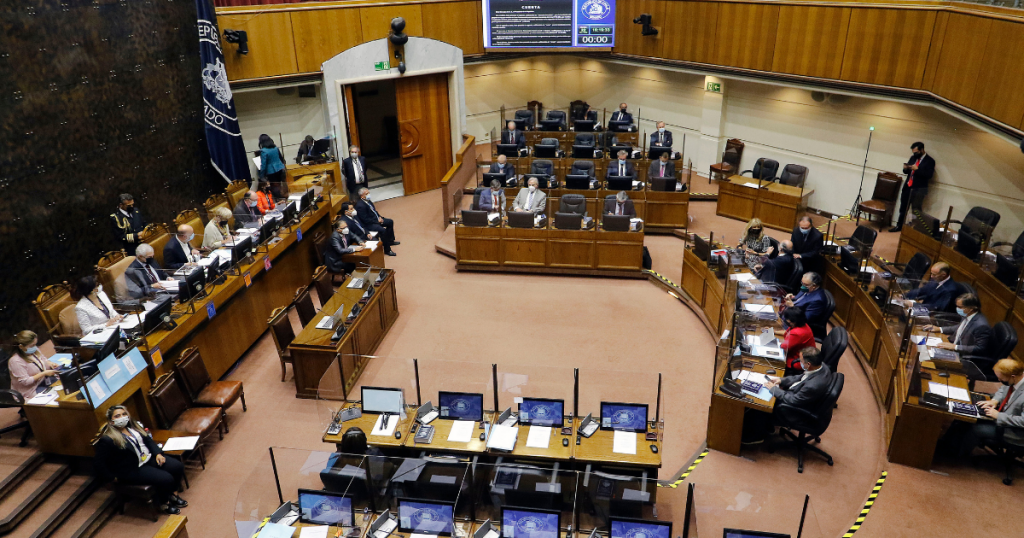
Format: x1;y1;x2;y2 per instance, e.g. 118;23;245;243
187;233;195;242
528;185;537;193
112;416;130;428
364;194;371;201
341;228;349;235
96;284;104;294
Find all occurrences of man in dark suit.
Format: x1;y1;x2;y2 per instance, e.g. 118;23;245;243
604;191;636;217
784;272;827;326
355;187;397;257
765;348;833;409
111;193;146;252
478;180;507;214
610;103;633;129
339;202;373;244
501;121;526;155
650;121;673;149
342;145;369;198
323;219;364;275
233;191;260;227
891;141;936;232
488;154;516;182
648;152;676;179
791;216;824;262
163;225;201;271
756;240;795;285
125;244;175;299
923;293;992;356
904;262;959;312
607;150;637;181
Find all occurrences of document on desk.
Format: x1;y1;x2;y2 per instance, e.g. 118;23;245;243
365;241;380;252
928;382;970;402
525;426;552;449
612;430;637;455
371;414;398;437
447;420;476;443
486;424;518;451
80;327;117;346
27;392;58;406
162;436;200;452
298;526;329;538
115;315;143;330
927;382;949;398
743;304;774;313
256;522;295;538
917;336;943;346
752;345;785;361
730;273;756;282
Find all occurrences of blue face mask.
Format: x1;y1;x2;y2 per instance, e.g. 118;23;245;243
800;227;810;235
619;159;626;164
188;233;195;242
956;307;967;317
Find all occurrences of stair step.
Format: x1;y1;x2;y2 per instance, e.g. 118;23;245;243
5;474;93;538
43;488;116;538
0;463;71;534
0;449;44;500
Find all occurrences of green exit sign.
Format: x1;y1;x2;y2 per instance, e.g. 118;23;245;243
374;61;390;71
706;82;721;93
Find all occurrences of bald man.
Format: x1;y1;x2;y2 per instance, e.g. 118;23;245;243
234;190;260;227
164;224;202;271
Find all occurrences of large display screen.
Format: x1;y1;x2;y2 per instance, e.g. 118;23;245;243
483;0;616;49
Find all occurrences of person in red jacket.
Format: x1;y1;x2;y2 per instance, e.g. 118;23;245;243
256;181;276;215
780;307;816;377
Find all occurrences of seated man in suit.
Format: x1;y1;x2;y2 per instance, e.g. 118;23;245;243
969;358;1024;453
323;219;364;276
342;145;368;198
339;202;374;244
163;225;201;271
922;293;992;356
355;188;397;257
233;191;261;227
784;272;827;327
125;244;176;299
904;262;959;312
648;151;676;179
650;121;673;149
765;348;833;409
604;191;636;217
607;150;637;181
488;154;516;182
756;240;795;285
610;103;633;127
478;179;507;215
512;177;547;214
501;120;527;155
791;216;824;262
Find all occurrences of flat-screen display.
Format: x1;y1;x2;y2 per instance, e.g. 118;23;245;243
398;499;455;535
438;391;484;422
610;518;672;538
722;530;790;538
518;398;564;426
362;386;404;414
298;489;354;526
483;0;616;49
600;402;649;432
501;506;561;538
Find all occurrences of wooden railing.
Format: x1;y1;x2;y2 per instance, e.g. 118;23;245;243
153;515;189;538
441;135;477;228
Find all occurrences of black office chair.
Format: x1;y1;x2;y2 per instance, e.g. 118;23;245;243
608;135;633;159
741;158;779;182
471;187;487;211
984;431;1024;486
531;160;554;177
893;252;931;290
769;372;844;473
959;281;976;299
810;289;835;342
575;133;596;148
559;194;587;216
840;225;878;255
783;258;804;295
950;207;1001;240
990;229;1024;261
571;160;595;177
965;322;1018;382
542;110;567;131
766;236;780;260
514;109;534;130
778;164;808;188
993;253;1021;288
534;138;561;159
819;327;848;373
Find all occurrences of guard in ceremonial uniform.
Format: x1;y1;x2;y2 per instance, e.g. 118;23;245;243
111;193;146;252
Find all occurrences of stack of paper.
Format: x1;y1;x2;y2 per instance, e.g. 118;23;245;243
257;522;295;538
447;420;476;443
486;424;518;451
744;304;774;313
365;241;380;251
525;426;551;449
612;430;637;455
80;328;117;346
27;392;58;406
298;526;329;538
162;436;200;452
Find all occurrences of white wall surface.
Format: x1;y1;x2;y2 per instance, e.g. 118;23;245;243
233;85;329;179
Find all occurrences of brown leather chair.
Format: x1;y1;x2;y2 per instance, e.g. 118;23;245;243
149;372;224;442
112;483;161;522
312;266;334;309
226;179;250;209
33;282;79;341
174;209;205;247
204;193;234;229
293;286;316;327
137;224;173;268
268;306;295;382
856;172;901;228
312;230;328;267
778;164;808;188
709;139;744;182
96;250;136;304
175;347;246;432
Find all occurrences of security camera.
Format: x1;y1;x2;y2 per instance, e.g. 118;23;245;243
223;29;249;55
632;14;657;36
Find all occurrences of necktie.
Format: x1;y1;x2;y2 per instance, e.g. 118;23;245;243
494;194;499;210
354;159;363;183
146;264;159;284
999;385;1015;411
619;163;624;176
908;157;921;187
342;234;348;248
660;163;665;177
368;201;380;220
526;192;534;209
617;203;623;215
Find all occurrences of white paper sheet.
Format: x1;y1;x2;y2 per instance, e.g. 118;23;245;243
525;426;552;449
114;315;142;330
612;430;637;455
161;436;200;452
730;273;756;282
741;182;762;189
743;304;774;313
486;424;518;451
927;382;949;397
447;420;476;443
80;327;117;346
371;414;398;437
918;336;943;346
298;526;330;538
28;392;58;406
365;241;380;251
947;386;971;402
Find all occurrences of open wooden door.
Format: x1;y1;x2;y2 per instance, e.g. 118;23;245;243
343;85;360;150
394;73;453;195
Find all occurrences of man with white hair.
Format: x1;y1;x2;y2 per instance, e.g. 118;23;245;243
512;177;547;214
603;191;636;217
343;145;368;197
125;244;175;299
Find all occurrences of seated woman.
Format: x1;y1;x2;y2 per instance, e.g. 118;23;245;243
95;405;187;515
73;275;123;334
9;330;61;399
256;181;276;215
780;307;816;377
738;218;773;271
203;207;234;249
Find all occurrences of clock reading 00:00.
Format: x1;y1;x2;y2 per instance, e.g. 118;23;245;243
578;34;612;45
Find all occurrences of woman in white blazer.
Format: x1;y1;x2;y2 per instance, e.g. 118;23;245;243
74;276;123;334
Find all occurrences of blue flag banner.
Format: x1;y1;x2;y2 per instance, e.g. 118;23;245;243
196;0;250;182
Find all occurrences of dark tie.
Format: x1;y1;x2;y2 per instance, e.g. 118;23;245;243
620;163;624;176
146;264;158;284
999;386;1015;411
660;164;665;176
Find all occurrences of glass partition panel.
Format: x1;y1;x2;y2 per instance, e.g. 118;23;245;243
692;482;823;538
317;355;347;433
416;358;496;417
576;366;664;452
474;462;579;534
576;463;659;533
347;354;420;406
377;455;471;527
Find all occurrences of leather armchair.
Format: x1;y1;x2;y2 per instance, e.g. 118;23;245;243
778;164;808;188
856;172;901;228
559;194;587;216
810;290;836;342
819;327;848;372
570;161;595;177
293;286;316;327
513;109;534;130
741;158;779;182
313;265;335;307
175;347;246;432
965;322;1018;382
149;372;223;442
534;138;562;158
268;306;295;382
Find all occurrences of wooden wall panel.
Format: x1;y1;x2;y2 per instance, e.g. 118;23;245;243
660;0;719;64
971;19;1024;130
920;11;948;91
840;8;936;88
771;6;851;79
713;3;780;72
928;14;991;106
290;8;364;73
359;4;424;42
220;12;299;80
613;0;667;58
422;1;484;55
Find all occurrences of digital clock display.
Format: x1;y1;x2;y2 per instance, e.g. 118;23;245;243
484;0;616;48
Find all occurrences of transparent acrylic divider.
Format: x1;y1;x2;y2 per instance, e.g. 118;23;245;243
317;354;347;434
692;482;824;538
495;363;576;429
316;355;418;443
383;455;471;535
576;366;664;461
578;467;672;533
415;358;495;421
474;461;579;535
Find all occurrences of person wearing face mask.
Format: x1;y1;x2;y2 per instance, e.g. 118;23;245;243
903;262;959;312
233;191;261;227
110;193;146;252
738;218;773;271
257;134;286;196
324;219;364;275
650;121;673;149
125;244;176;299
338;202;372;243
256;181;276;215
343;145;368;198
9;330;62;400
203;207;235;249
891;141;935;232
163;224;202;271
604;191;637;217
966;358;1024;456
790;216;823;263
784;272;827;327
610;103;633;131
743;348;833;444
648;151;676;179
478;179;507;215
606;150;637;182
355;187;398;257
95;405;187;515
922;293;992;357
73;275;123;334
778;307;816;376
513;177;547;214
755;240;795;285
488;154;516;183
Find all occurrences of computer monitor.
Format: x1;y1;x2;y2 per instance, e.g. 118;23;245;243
361;386;404;414
397;498;455;536
603;215;631;232
483;172;508;186
574;119;595;132
281;201;297;224
95;328;120;358
178;266;206;303
310;138;332;159
554;213;583;230
508;211;536;229
606;176;633;191
298;489;354;527
259;215;278;244
693;234;711;263
143;296;173;335
438;391;484;422
231;236;253;267
539;119;563;131
600;402;649;432
500;506;561;538
534;144;559;159
462;210;489;227
300;189;313;214
650;177;677;192
564;175;592;190
610;518;672;538
58;367;85;396
647;146;672;160
839;246;861;276
608;120;631;133
518;398;564;426
497;144;520;158
722;530;790;538
572;145;596;159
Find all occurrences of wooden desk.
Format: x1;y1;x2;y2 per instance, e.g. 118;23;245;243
286;161;342;189
680;246;729;335
289;269;400;399
706;362;777;456
489;422;574;461
572;418;662;469
342;242;387;270
408;413;493;454
716;176;813;232
323;404;415;449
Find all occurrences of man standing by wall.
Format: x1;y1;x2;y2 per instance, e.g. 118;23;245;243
891;141;935;232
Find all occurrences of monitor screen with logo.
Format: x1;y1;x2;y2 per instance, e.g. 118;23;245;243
609;518;671;538
600;402;649;432
397;499;455;536
438;391;484;422
501;506;561;538
518;398;564;427
298;489;353;526
482;0;616;49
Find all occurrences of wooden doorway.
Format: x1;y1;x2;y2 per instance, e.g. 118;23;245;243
394;73;453;195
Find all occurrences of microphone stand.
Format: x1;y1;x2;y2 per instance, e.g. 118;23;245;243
850;127;874;217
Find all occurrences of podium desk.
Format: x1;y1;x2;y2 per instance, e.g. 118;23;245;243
706;361;778;457
286;161;342;187
717;176;813;232
572;419;662;469
487;422;575;462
